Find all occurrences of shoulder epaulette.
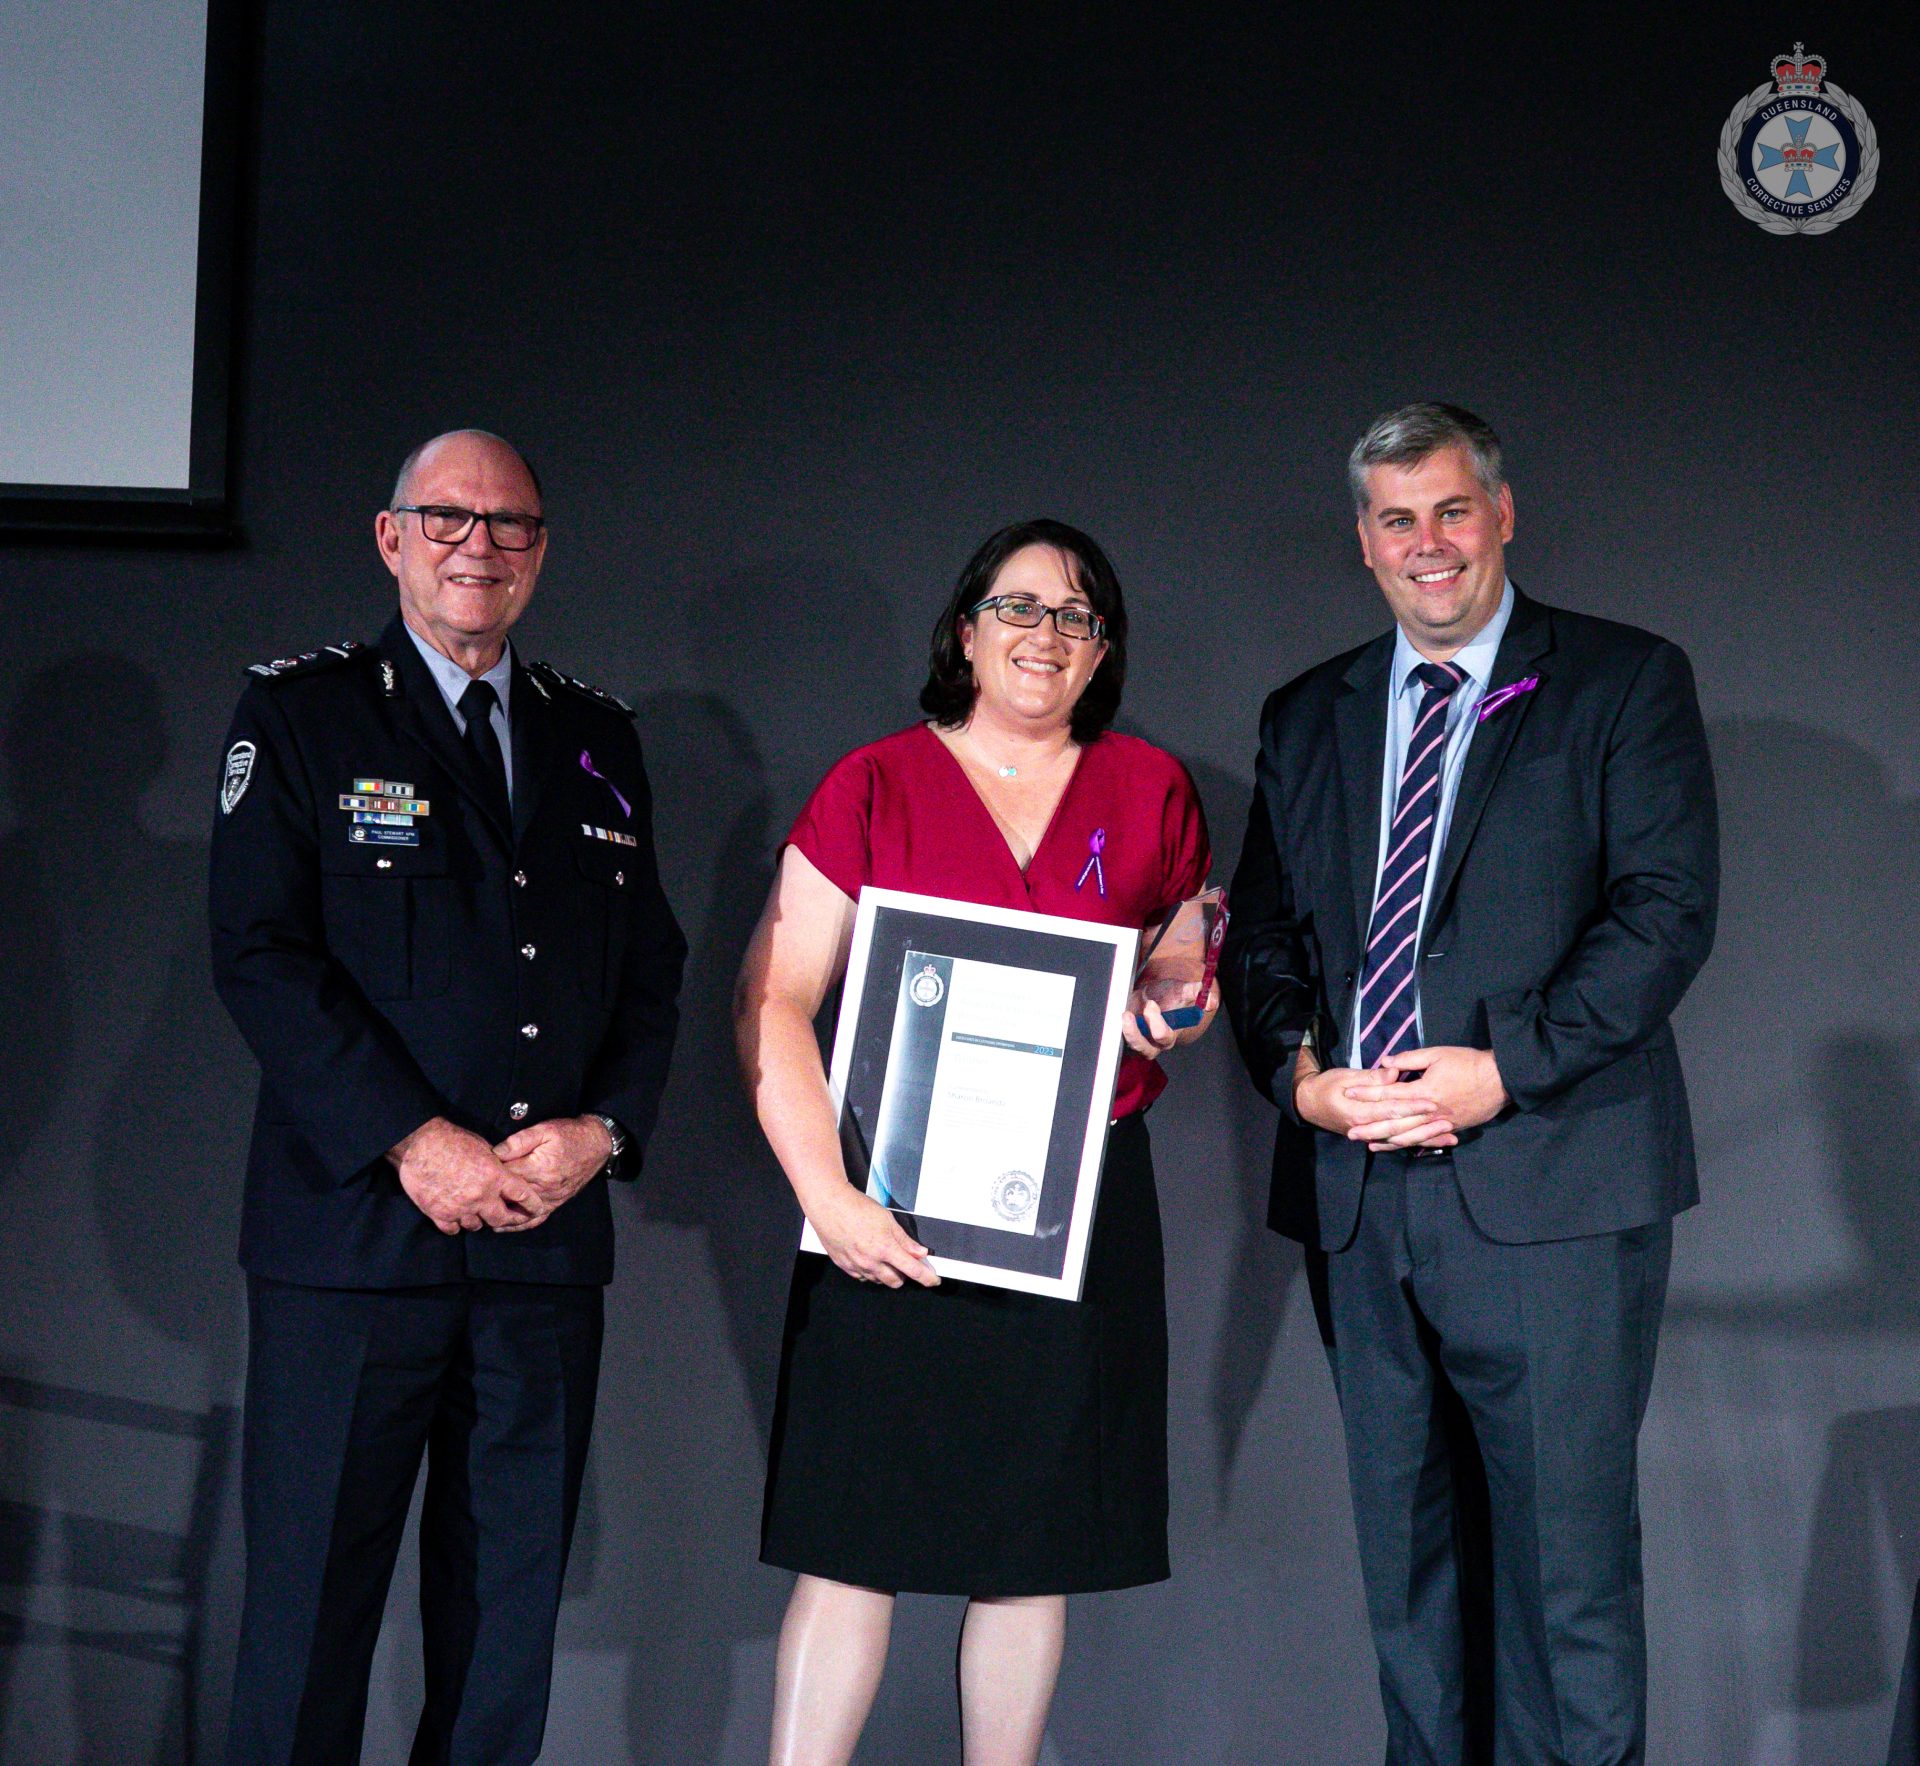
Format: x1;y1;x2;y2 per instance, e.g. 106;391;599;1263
527;660;636;717
246;640;370;682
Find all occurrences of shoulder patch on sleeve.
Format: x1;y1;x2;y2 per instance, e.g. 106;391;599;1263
528;660;636;717
220;740;257;813
246;640;368;682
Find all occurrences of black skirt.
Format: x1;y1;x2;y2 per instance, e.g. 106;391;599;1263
760;1113;1168;1597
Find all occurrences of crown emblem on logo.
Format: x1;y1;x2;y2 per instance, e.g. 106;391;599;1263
1720;42;1877;235
1771;43;1827;97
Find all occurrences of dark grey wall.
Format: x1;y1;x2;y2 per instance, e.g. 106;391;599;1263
2;6;1916;1760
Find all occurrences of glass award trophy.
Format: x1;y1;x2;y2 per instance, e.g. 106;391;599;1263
1133;885;1228;1031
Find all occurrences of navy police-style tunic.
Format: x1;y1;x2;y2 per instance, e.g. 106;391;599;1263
209;614;685;1290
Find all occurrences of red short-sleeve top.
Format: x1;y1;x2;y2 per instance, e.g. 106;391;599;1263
787;723;1212;1119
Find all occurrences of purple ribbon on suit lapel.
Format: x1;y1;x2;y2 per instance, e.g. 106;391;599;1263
579;750;632;819
1076;827;1108;896
1477;675;1540;723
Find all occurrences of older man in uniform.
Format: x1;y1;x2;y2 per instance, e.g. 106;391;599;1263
210;430;685;1764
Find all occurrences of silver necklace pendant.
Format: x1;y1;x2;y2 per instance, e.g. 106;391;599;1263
998;763;1018;778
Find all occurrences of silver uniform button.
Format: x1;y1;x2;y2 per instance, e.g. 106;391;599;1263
513;870;528;887
615;870;624;886
376;858;393;870
509;1101;529;1120
521;1023;539;1039
520;943;536;959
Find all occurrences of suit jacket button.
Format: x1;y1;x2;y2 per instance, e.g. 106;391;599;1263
509;1101;529;1120
521;1023;539;1039
513;870;528;887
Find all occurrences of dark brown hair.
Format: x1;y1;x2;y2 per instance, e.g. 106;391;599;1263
919;518;1129;744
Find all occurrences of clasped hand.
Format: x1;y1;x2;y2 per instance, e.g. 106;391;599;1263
391;1114;613;1235
1293;1043;1509;1150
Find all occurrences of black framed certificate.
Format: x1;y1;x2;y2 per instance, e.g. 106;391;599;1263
800;887;1139;1300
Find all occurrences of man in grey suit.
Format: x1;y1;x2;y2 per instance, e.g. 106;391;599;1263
1222;403;1718;1763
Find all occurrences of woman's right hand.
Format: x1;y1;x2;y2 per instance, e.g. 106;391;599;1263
807;1184;941;1289
736;848;939;1290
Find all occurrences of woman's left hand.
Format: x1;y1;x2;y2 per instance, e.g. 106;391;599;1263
1121;994;1181;1060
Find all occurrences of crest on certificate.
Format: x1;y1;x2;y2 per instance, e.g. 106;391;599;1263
992;1170;1039;1223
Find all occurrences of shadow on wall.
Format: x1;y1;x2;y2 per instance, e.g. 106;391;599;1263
633;691;788;1449
1791;1033;1920;1758
515;560;930;1765
0;656;248;1764
635;554;916;1442
0;661;109;1190
1161;749;1306;1511
0;1378;236;1766
1666;718;1920;1764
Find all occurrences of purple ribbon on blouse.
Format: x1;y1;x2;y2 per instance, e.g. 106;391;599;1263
579;750;632;819
1477;675;1540;723
1075;827;1108;897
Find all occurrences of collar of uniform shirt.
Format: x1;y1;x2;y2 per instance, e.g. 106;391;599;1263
1387;577;1515;707
405;623;514;732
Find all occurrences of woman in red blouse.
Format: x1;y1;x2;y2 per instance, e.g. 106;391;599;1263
735;519;1215;1766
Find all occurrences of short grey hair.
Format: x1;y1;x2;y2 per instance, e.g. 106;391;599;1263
1347;402;1504;511
389;429;544;510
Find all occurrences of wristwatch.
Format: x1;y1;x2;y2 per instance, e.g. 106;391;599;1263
588;1112;629;1180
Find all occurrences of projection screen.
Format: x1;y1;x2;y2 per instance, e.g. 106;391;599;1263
0;0;240;536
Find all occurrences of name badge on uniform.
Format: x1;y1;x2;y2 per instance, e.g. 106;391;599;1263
342;777;429;846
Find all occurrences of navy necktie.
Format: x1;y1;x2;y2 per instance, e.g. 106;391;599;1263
457;678;510;815
1355;659;1463;1070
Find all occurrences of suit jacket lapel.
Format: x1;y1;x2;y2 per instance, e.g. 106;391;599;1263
1333;634;1394;951
379;616;514;849
1425;588;1555;918
510;656;564;847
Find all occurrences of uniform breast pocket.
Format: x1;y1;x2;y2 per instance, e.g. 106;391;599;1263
572;840;633;1005
320;846;453;1001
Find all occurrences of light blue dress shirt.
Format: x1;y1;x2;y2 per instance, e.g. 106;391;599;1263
1344;579;1514;1065
405;624;515;803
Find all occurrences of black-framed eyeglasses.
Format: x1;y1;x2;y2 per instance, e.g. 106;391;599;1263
967;595;1105;642
391;504;546;551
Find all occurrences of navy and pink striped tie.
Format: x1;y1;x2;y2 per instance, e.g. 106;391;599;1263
1355;660;1464;1070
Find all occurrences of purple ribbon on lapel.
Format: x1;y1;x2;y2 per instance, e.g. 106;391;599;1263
1075;827;1108;897
579;750;632;819
1477;675;1540;723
